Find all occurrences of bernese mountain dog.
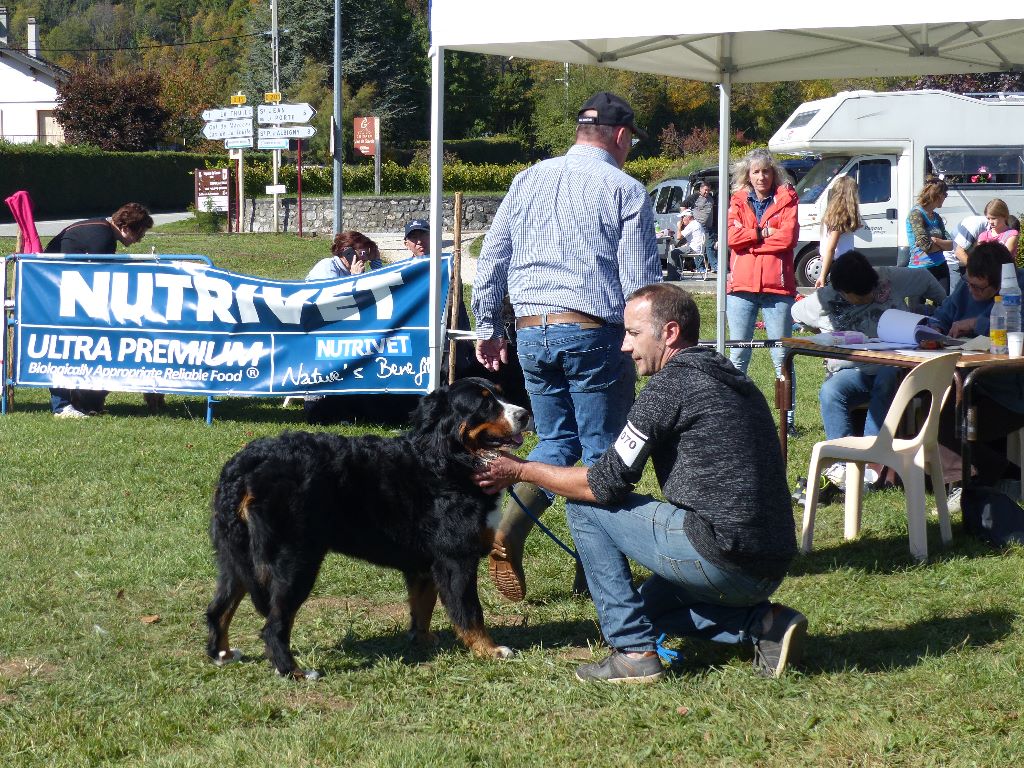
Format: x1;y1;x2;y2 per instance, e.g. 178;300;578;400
205;378;529;679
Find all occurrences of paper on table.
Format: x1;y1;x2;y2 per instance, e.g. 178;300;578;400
876;308;929;345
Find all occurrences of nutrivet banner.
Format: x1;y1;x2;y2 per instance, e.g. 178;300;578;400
14;257;448;396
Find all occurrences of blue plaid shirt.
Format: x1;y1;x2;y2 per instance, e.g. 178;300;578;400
472;144;662;338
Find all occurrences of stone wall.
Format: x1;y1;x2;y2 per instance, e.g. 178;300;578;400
243;194;503;234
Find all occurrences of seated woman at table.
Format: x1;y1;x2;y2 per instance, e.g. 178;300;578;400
792;250;946;490
927;242;1024;487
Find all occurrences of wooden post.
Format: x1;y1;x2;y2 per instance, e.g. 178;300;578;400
448;192;464;385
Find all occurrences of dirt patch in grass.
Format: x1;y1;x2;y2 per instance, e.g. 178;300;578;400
271;689;357;713
0;657;57;681
557;646;595;662
306;596;408;623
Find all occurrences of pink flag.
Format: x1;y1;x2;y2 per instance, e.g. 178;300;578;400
4;190;43;253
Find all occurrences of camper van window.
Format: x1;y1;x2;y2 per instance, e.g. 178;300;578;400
853;160;892;204
795;156;851;204
926;147;1024;188
785;110;819;129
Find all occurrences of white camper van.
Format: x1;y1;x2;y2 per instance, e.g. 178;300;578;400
769;90;1024;287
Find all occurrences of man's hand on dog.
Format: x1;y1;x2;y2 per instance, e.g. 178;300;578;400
474;452;525;493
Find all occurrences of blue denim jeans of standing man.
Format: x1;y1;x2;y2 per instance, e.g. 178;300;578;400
820;365;902;441
515;323;636;471
725;291;794;376
705;235;719;272
567;495;781;652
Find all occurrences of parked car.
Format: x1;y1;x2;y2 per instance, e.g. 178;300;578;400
648;177;691;233
648;156;817;262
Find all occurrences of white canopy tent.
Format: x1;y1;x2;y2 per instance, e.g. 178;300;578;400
424;3;1024;387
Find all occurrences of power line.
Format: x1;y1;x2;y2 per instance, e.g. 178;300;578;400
3;31;266;55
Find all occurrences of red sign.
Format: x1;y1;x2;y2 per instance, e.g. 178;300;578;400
353;116;378;156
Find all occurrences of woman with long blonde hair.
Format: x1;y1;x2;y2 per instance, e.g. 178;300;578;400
815;176;862;288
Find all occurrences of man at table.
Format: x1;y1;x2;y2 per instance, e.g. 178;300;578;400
792;250;946;491
927;242;1024;487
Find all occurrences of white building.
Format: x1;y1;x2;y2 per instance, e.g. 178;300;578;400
0;10;66;144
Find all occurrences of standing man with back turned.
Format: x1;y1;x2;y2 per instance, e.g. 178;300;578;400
473;91;662;602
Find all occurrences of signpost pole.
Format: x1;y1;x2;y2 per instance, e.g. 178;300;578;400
332;0;343;235
270;0;280;234
297;140;303;238
374;117;381;196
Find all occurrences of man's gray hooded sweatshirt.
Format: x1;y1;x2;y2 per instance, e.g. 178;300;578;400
587;346;796;580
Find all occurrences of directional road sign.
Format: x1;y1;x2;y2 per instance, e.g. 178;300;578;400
202;118;254;140
224;137;254;149
257;138;290;150
202;106;253;122
258;126;316;140
257;103;316;124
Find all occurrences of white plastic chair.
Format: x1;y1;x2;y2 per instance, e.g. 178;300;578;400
802;353;960;562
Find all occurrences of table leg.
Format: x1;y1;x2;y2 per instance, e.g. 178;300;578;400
777;349;796;463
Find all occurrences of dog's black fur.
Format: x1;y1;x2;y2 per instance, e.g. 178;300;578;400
206;378;529;678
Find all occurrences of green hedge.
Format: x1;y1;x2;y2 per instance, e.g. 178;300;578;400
244;156;675;197
0;143;222;220
244;160;529;196
0;143;677;219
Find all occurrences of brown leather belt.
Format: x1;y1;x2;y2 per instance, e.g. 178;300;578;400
515;311;605;330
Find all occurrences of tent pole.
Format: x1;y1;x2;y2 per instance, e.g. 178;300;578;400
428;45;446;392
716;69;731;356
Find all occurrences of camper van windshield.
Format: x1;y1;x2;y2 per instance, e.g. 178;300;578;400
794;156;851;204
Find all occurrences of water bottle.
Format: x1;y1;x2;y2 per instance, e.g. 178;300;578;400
991;295;1008;354
1000;262;1021;335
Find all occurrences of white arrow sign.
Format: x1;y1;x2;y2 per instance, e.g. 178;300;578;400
202;105;253;122
257;103;316;124
258;126;317;140
202;118;254;140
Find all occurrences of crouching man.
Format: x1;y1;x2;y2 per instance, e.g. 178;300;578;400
475;283;806;681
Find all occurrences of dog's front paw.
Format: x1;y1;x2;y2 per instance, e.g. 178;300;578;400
277;667;321;681
409;629;440;647
493;645;514;659
214;648;241;666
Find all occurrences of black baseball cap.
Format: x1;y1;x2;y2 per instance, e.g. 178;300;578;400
405;219;429;237
577;92;648;142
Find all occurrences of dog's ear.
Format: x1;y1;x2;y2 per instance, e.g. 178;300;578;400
409;387;449;435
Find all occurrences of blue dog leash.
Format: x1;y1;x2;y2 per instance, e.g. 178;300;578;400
507;487;581;563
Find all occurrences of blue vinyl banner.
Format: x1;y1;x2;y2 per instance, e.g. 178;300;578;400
14;257;450;396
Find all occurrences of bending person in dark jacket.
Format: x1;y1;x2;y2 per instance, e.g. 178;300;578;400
475;283;805;682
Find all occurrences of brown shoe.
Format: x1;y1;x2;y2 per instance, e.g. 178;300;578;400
488;483;551;602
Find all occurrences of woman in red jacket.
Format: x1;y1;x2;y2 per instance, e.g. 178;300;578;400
725;149;800;378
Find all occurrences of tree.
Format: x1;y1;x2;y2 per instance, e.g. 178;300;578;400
55;64;169;150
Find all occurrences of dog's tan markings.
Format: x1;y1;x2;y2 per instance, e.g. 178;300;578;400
237;491;255;522
254;563;272;588
453;621;502;658
215;587;246;655
407;578;439;646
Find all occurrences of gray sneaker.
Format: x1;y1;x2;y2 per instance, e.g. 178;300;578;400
575;651;665;684
753;604;807;678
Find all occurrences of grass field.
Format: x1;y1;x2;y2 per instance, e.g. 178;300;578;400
1;226;1023;766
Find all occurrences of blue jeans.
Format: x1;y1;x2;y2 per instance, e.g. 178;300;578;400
725;291;794;376
706;235;718;272
515;323;635;469
567;495;780;652
820;365;901;441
